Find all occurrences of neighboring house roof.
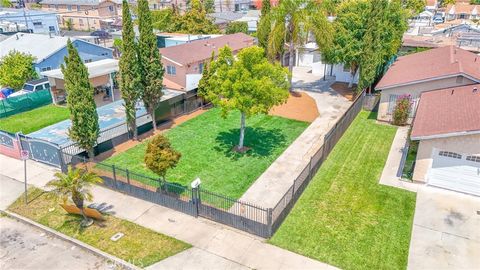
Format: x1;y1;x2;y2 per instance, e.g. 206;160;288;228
159;33;255;66
446;3;479;15
208;11;245;25
411;84;480;140
0;34;8;42
0;33;112;64
41;58;118;79
376;46;480;90
431;23;480;36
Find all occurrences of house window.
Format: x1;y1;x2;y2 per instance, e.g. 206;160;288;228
199;63;204;73
41;67;52;71
79;19;84;26
33;21;42;28
439;151;462;159
49;26;55;32
466;155;480;163
342;64;350;73
84;59;93;63
77;5;80;11
387;94;418;116
67;5;72;11
167;66;176;75
108;6;114;12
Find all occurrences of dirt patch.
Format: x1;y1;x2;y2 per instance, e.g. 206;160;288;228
330;82;357;101
269;92;319;123
95;109;208;161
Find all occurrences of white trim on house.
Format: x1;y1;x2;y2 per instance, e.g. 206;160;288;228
411;129;480;141
376;73;480;90
161;56;184;67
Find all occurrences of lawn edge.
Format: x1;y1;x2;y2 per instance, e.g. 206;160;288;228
1;209;140;270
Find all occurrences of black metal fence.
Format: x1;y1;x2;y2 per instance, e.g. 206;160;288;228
60;91;366;238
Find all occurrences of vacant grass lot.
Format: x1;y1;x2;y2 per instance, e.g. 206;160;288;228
9;188;191;267
102;108;308;199
269;111;416;270
0;105;69;134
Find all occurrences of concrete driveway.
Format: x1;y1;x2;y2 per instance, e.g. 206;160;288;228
408;186;480;269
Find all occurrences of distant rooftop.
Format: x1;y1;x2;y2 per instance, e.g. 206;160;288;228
0;33;111;63
159;33;255;65
39;0;121;6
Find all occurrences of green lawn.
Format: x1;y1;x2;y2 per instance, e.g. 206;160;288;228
102;108;308;199
9;188;191;267
0;105;69;134
269;111;416;270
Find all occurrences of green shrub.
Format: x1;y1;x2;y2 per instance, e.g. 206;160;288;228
144;135;181;179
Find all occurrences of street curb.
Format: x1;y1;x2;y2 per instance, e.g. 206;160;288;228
1;210;141;270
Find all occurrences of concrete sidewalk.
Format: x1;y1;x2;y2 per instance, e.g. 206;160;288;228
378;126;421;192
0;154;337;270
239;76;352;208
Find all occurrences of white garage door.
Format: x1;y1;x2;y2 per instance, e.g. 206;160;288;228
428;150;480;196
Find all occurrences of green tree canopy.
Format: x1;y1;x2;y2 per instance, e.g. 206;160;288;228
151;8;174;30
144;134;181;179
0;51;37;90
170;0;220;34
138;0;165;130
62;39;99;159
226;21;248;34
119;0;142;140
405;0;426;16
199;46;289;150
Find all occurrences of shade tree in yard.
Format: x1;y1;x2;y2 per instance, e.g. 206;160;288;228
62;40;99;160
198;46;289;152
0;51;37;90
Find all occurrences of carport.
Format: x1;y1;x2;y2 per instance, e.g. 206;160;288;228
41;59;119;106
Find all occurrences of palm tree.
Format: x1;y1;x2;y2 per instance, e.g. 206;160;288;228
47;166;103;227
268;0;333;90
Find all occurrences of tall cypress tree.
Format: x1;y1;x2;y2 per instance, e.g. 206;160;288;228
257;0;271;55
119;0;141;140
62;39;99;160
138;0;164;130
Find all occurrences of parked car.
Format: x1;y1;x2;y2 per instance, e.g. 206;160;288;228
433;15;444;24
8;78;50;98
0;87;14;99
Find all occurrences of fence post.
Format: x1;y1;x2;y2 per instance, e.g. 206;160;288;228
191;187;199;217
267;208;273;237
126;169;132;193
112;164;117;190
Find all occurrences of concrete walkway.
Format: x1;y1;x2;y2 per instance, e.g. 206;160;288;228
239;69;352;208
0;154;338;270
378;126;421;193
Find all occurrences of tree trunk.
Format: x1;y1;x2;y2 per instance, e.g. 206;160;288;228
151;108;157;130
132;120;138;141
238;112;246;149
72;194;90;225
288;31;295;91
88;148;95;162
348;66;358;88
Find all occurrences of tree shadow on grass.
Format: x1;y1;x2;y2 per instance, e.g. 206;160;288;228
214;127;287;160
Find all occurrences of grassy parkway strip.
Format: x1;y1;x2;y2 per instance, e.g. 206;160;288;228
270;111;417;270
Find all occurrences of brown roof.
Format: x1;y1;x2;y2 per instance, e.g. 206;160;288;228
376;46;480;90
159;33;255;66
446;3;479;14
411;84;480;139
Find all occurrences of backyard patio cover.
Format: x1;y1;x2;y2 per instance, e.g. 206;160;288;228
41;59;119;79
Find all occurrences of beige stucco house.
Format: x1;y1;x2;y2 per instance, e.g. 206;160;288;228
40;0;121;31
410;84;480;196
375;46;480;123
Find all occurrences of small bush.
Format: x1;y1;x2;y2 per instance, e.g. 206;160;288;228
392;94;412;126
144;135;181;179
